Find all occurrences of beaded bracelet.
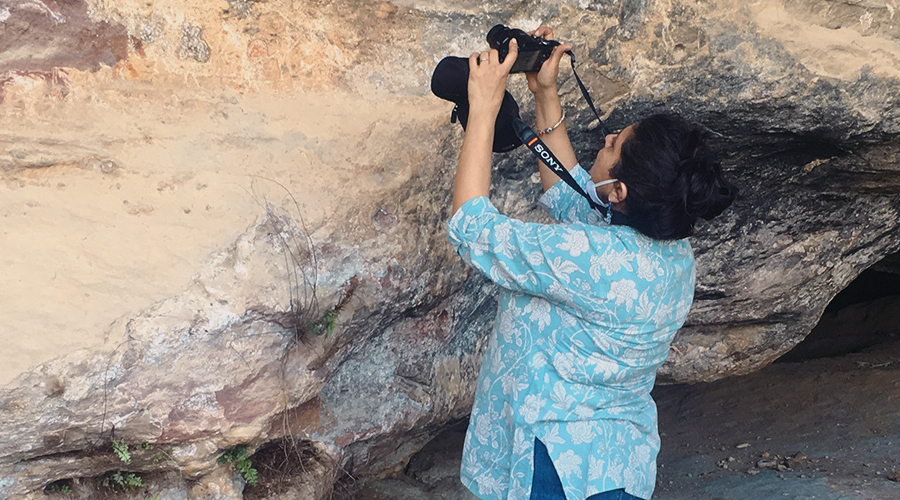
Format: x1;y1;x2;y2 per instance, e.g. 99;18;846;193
538;111;566;136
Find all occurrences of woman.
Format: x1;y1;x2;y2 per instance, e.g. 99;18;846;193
446;27;737;500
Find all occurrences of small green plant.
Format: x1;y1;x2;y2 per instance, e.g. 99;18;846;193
314;308;339;337
312;282;355;338
101;471;144;490
46;480;73;495
218;445;259;486
49;484;72;495
112;438;132;464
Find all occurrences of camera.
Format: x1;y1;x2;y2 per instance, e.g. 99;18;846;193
486;24;560;73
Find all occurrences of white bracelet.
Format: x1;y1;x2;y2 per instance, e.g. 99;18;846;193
538;111;566;136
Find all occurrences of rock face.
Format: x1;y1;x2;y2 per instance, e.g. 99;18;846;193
1;0;899;498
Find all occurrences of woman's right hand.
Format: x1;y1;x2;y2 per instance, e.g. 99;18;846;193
525;26;573;96
467;39;518;120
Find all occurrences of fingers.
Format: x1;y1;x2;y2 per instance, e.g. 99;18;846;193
500;38;518;70
470;51;491;70
471;44;515;74
532;26;554;39
549;43;573;65
533;43;571;81
472;50;499;66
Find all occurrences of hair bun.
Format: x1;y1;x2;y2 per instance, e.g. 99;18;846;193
613;113;738;240
677;130;739;221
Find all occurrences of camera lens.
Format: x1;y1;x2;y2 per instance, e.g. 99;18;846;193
486;24;510;50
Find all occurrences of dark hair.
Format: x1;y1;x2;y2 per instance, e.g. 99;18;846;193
610;114;738;240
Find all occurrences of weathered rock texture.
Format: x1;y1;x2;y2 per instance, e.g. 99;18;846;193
1;0;899;498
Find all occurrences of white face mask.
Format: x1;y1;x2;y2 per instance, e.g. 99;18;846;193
586;178;618;208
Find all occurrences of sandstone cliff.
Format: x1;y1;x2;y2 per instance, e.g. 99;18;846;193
1;0;898;497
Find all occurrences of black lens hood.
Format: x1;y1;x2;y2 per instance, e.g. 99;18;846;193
431;56;523;153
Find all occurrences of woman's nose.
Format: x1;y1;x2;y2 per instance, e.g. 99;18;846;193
604;133;616;148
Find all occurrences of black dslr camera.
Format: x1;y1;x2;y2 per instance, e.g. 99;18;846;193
487;24;560;73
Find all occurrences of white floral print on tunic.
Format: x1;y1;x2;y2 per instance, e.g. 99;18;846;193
447;166;695;500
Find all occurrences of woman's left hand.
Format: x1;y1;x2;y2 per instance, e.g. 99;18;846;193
525;27;572;96
466;39;518;120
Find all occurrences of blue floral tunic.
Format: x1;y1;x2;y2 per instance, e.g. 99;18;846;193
447;166;696;500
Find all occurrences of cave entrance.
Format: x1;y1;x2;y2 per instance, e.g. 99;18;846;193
777;251;900;362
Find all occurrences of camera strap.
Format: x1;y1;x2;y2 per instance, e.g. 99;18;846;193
566;51;614;137
509;51;625;224
511;118;628;225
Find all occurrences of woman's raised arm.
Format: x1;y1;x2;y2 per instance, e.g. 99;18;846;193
451;40;519;214
526;27;577;192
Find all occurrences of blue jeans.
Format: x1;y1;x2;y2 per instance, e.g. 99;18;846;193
530;438;646;500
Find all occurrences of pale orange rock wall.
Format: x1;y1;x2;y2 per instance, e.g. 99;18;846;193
0;0;447;386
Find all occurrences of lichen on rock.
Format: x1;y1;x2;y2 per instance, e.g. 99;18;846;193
179;23;211;63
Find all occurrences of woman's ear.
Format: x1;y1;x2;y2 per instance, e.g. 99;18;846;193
608;181;628;204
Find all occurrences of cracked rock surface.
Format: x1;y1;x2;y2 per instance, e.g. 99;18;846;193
1;0;899;497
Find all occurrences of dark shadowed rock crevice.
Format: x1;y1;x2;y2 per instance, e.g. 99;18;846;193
776;250;900;363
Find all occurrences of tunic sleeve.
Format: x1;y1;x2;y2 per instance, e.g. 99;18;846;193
538;164;605;226
447;196;609;307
